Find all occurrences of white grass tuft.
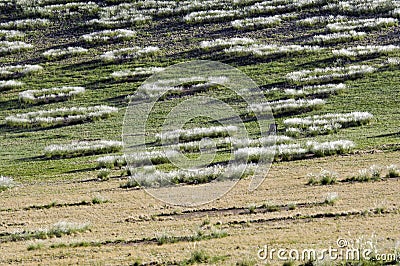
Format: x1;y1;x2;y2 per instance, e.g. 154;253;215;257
26;2;99;18
87;4;152;27
284;83;346;97
0;64;43;79
184;10;240;23
111;67;165;80
231;15;282;29
284;112;373;137
6;105;118;128
44;140;123;158
43;47;88;60
297;15;347;27
19;86;85;104
0;41;33;54
323;0;397;15
286;65;376;84
156;125;238;144
200;37;255;50
312;31;366;44
387;57;400;66
81;29;136;43
224;44;323;57
129;163;254;186
100;46;159;62
332;45;400;58
133;76;229;99
249;98;325;115
0;30;25;41
234;139;355;162
0;176;15;191
0;18;50;30
326;17;397;32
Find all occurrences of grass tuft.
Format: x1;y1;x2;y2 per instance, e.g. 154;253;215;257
324;192;339;206
0;176;16;192
307;170;338;185
97;169;110;181
3;222;90;243
27;243;44;251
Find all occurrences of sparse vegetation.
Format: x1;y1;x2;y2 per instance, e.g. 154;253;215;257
307;170;338;185
0;40;33;55
344;166;383;183
100;46;160;62
81;29;136;43
19;86;85;104
27;242;44;251
248;204;256;213
21;198;108;211
3;222;90;243
386;165;400;178
312;30;366;44
91;195;108;204
180;249;227;265
284;112;373;137
236;259;257;266
286;65;376;85
342;164;400;183
155;227;228;246
120;177;140;189
0;64;42;79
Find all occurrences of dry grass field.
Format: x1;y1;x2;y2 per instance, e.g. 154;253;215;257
1;151;399;265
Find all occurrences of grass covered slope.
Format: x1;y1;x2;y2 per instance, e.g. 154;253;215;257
0;1;399;181
0;0;399;181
